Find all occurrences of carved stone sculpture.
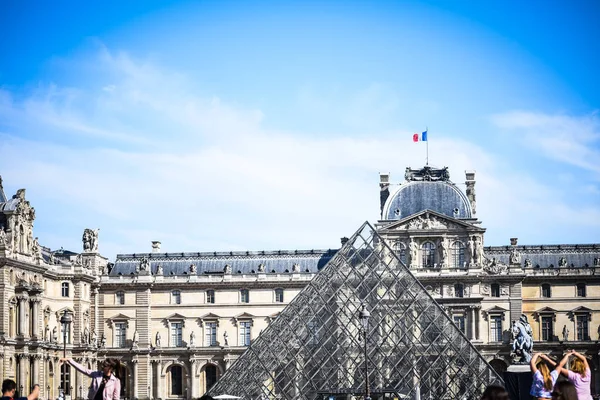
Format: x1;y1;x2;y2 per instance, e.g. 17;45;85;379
224;264;232;274
558;257;567;268
155;332;161;348
439;238;449;267
190;264;197;274
474;237;484;265
91;330;98;347
100;334;106;348
524;259;532;268
510;314;533;364
132;330;139;348
223;331;229;346
467;237;475;265
52;326;58;343
562;325;569;342
156;264;163;275
408;238;418;268
83;326;90;344
189;331;196;347
138;258;149;272
82;228;99;252
292;263;300;273
509;247;521;264
257;263;265;273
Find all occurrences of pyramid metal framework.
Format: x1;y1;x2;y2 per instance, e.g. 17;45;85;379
209;222;502;399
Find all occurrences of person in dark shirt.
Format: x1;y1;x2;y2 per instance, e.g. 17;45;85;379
1;379;39;400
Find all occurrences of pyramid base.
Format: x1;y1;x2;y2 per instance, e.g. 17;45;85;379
504;365;533;400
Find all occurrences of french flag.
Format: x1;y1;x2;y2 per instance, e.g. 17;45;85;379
413;130;428;142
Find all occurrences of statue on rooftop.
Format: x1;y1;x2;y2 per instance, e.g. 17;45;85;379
82;228;99;252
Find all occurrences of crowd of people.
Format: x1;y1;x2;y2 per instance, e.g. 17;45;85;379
481;350;593;400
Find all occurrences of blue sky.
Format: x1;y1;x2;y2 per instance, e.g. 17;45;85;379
1;1;599;259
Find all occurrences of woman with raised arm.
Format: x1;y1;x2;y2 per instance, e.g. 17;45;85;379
530;352;559;400
60;358;121;400
555;350;592;400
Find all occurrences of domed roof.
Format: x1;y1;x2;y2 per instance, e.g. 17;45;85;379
383;180;472;220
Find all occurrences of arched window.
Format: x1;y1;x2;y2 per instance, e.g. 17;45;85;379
116;291;125;305
421;242;436;267
452;241;465;268
171;290;181;305
169;365;183;396
61;282;70;297
541;284;551;298
454;283;464;298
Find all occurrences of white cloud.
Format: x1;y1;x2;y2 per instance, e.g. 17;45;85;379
491;110;600;174
1;49;598;260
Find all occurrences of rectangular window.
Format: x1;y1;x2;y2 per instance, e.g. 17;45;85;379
206;290;215;304
240;289;249;303
541;316;553;341
116;292;125;305
491;284;500;298
577;284;586;298
239;321;251;346
205;322;217;346
576;315;589;341
490;316;502;342
172;290;181;305
541;284;551;298
275;289;284;303
115;322;127;348
171;322;183;347
453;315;466;334
61;282;69;297
60;365;71;395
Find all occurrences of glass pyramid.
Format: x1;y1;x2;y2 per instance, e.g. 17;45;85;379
209;222;502;399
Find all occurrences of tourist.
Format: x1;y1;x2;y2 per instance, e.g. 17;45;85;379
530;352;559;400
551;381;578;400
60;358;121;400
480;384;509;400
555;350;592;400
1;380;39;400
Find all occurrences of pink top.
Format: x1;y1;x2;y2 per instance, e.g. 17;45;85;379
567;368;592;400
69;359;121;400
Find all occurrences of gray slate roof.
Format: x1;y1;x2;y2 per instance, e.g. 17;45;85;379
384;181;472;220
485;244;600;269
110;249;337;276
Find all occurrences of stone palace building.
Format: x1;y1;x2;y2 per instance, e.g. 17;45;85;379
0;166;599;399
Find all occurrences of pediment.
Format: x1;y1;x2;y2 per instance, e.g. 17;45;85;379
483;305;508;314
534;307;557;314
107;313;131;321
571;306;592;313
164;313;187;320
200;312;220;320
234;312;254;319
380;210;483;232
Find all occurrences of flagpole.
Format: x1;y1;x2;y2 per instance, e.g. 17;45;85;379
426;126;429;166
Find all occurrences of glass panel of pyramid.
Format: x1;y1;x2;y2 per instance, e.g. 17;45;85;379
209;222;503;399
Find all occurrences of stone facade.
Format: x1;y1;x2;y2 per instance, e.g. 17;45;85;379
1;167;599;399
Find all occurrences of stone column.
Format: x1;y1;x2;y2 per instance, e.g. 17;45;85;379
17;294;29;337
18;355;27;390
471;307;476;340
132;360;139;399
31;298;41;339
156;361;163;400
32;355;40;390
190;360;199;399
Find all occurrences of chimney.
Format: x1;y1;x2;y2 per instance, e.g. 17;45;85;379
379;172;390;218
151;241;161;253
465;170;476;215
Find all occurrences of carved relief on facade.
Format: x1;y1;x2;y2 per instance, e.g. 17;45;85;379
82;228;99;253
405;214;452;230
483;257;508;275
